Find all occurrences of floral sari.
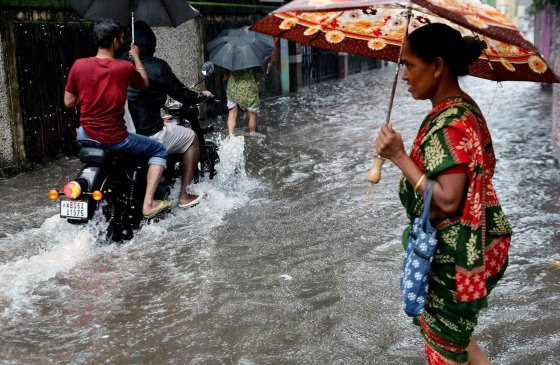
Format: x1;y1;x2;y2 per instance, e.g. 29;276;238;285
398;96;512;364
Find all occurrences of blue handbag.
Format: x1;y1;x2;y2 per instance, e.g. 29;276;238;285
400;179;438;317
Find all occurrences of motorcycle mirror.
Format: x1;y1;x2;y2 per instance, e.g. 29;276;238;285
201;61;215;77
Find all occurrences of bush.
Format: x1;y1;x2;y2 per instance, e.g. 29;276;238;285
529;0;560;15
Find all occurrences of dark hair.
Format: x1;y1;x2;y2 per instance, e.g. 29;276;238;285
407;23;486;77
94;19;123;49
127;20;157;57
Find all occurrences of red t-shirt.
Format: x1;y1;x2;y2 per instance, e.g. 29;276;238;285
65;57;144;144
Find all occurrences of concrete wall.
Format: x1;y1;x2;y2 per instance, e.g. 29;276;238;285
535;4;560;163
551;6;560;162
0;35;17;174
534;3;553;63
152;19;202;91
0;13;202;174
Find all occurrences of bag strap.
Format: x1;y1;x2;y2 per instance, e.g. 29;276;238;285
419;179;435;224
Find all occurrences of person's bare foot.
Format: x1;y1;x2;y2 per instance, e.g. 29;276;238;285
178;193;207;208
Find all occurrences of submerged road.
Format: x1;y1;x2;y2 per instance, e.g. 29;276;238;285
0;67;559;364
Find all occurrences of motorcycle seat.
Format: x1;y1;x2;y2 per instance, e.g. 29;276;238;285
79;147;109;165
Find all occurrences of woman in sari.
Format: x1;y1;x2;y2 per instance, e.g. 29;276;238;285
376;23;512;364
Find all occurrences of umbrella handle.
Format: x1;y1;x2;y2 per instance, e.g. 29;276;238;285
367;156;384;184
363;155;385;201
366;1;412;192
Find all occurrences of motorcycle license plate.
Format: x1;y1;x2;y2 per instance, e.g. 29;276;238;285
60;199;88;219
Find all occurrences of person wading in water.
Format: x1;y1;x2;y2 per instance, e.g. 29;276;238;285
376;23;512;364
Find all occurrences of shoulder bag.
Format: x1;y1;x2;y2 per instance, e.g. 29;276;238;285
400;179;438;317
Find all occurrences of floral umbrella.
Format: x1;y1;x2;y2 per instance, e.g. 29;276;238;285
251;0;559;187
250;0;559;83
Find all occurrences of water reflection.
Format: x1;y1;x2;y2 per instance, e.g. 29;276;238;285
0;67;559;364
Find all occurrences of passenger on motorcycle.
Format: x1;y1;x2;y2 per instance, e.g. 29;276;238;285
64;19;171;219
126;21;214;208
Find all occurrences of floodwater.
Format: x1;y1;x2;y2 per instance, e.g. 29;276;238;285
0;67;559;364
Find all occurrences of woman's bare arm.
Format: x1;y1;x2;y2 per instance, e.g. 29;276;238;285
376;124;467;219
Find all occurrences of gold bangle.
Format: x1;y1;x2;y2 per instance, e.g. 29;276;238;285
414;173;426;191
136;67;144;71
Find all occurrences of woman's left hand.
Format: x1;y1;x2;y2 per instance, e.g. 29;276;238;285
375;123;406;162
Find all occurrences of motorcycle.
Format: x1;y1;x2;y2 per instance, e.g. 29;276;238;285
163;98;220;182
48;62;219;242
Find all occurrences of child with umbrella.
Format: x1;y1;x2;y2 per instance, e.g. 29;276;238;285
206;26;274;135
224;67;262;135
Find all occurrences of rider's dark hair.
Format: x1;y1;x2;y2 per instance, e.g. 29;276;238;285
94;19;123;49
132;20;156;57
407;23;486;78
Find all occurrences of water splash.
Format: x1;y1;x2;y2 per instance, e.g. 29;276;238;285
215;135;250;190
0;134;258;320
0;215;105;318
152;134;258;236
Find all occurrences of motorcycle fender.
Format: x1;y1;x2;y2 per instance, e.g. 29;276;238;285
78;165;106;192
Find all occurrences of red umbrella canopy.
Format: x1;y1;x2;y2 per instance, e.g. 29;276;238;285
251;0;559;83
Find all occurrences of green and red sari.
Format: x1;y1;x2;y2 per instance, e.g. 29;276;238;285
398;96;512;364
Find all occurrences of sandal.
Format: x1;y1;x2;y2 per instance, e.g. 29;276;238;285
143;200;172;219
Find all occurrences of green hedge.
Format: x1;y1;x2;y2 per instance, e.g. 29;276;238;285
529;0;559;14
0;0;68;7
0;0;279;14
532;0;560;9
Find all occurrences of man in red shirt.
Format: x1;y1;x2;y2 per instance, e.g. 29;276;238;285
64;19;170;218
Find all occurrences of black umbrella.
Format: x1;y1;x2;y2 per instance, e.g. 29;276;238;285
68;0;199;40
207;26;274;71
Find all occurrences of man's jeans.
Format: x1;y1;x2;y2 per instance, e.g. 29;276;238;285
77;127;167;168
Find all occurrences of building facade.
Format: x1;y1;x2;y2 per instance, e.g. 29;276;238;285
533;2;560;162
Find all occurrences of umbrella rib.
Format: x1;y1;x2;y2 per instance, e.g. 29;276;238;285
278;28;292;38
308;30;322;46
471;30;501;83
161;0;172;25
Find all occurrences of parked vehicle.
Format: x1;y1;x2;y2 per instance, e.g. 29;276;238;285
49;63;219;242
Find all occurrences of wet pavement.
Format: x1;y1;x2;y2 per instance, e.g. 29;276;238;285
0;66;559;364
